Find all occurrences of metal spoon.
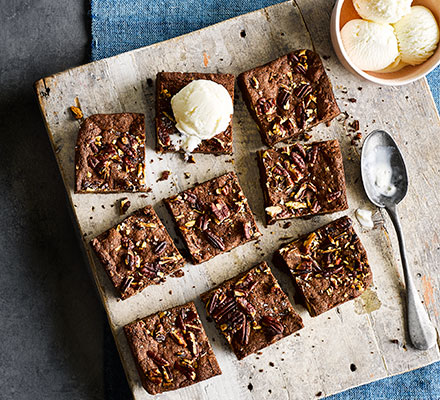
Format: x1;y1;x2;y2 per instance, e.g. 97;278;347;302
361;129;436;350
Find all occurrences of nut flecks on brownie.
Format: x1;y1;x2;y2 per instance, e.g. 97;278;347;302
274;216;373;317
238;50;340;147
124;302;221;395
75;113;147;193
155;72;235;154
91;206;184;300
164;172;260;264
258;139;348;224
200;262;303;360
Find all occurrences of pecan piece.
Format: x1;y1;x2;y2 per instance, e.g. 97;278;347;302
208;291;219;314
294;63;307;75
89;142;99;154
277;88;290;110
296;104;306;129
147;350;169;367
120;276;133;293
311;201;322;213
327;191;342;203
140;262;159;277
147;368;163;384
261;315;284;336
257;98;276;115
236;297;256;317
197;214;209;231
174;361;196;381
293;182;308;201
210;199;230;222
292;142;307;159
88;156;99;169
205;230;225;251
185;331;198;356
322;266;344;276
211;297;236;321
243;221;252;240
154;241;167;255
238;317;250;345
117;140;135;158
124;252;135;271
308;145;319;164
120;198;131;215
161;366;173;383
282;118;295;132
170;330;187;347
184;192;202;210
294;83;312;99
70;106;83;119
290;152;306;170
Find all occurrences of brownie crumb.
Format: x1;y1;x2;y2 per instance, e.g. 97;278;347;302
157;170;171;182
348;98;357;103
247;383;253;391
350;120;360;131
119;198;131;215
283;222;292;229
269;362;275;367
70;106;83;119
170;269;185;278
350;363;357;372
316;391;323;397
240;30;246;38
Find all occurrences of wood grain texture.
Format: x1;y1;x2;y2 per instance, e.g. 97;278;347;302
35;1;440;399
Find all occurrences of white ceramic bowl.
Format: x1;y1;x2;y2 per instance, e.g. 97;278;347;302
330;0;440;86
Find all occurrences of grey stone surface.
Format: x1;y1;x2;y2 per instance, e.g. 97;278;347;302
0;1;129;399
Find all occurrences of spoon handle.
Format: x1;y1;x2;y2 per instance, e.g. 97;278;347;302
385;204;437;350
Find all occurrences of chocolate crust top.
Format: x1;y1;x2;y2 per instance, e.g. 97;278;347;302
200;262;303;360
75;113;147;193
124;301;221;394
164;171;260;264
258;139;348;224
91;205;184;300
274;216;372;316
238;49;340;147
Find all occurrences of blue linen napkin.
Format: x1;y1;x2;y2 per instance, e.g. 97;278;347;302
90;1;440;398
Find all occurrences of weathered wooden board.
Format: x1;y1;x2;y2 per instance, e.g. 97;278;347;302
35;1;440;399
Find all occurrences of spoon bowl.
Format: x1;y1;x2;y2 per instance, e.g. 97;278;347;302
361;130;408;207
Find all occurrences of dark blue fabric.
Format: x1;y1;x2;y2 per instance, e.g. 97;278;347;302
90;1;440;398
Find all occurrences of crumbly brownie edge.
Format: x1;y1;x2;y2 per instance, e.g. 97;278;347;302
123;301;222;394
163;171;261;265
75;113;148;194
90;206;185;300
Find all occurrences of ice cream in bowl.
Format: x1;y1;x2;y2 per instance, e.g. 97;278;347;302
331;0;440;85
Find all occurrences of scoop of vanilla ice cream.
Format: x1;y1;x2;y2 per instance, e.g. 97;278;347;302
393;6;440;66
341;19;399;71
353;0;412;24
170;80;233;152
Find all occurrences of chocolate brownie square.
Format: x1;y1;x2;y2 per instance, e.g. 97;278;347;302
274;216;372;317
200;262;303;360
124;302;221;395
238;50;340;147
258;139;348;225
91;206;184;300
75;113;147;193
155;72;235;154
164;172;261;264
